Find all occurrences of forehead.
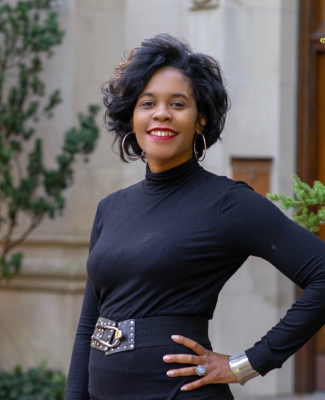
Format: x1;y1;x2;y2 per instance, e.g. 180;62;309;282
141;66;194;96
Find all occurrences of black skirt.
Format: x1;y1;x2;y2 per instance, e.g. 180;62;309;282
88;342;234;400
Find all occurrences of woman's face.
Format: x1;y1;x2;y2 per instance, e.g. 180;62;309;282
130;66;204;173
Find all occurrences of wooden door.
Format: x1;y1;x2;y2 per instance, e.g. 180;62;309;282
296;0;325;393
315;52;325;392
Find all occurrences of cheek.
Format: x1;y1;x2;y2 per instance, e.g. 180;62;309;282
132;110;146;130
184;112;199;133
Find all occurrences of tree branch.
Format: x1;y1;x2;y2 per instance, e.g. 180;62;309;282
2;214;44;256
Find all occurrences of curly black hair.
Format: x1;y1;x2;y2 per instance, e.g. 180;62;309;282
101;33;230;163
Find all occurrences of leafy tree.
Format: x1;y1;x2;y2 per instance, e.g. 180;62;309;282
267;174;325;233
0;0;101;280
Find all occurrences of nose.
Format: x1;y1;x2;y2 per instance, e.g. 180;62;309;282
152;105;172;122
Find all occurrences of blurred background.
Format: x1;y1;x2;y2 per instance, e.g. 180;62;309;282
0;0;324;398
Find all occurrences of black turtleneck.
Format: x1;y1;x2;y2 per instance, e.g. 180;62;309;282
65;156;325;400
143;156;202;194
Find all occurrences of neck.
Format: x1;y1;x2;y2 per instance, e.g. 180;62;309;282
143;154;201;195
146;153;195;173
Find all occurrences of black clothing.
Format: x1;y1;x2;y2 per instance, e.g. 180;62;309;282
65;156;325;400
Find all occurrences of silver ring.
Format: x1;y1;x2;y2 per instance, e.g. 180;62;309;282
195;365;206;376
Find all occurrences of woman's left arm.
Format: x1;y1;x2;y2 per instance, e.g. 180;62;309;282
219;181;325;376
164;180;325;390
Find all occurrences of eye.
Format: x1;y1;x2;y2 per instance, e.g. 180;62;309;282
141;101;155;107
172;101;185;107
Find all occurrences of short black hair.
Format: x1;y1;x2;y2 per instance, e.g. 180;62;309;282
101;33;230;162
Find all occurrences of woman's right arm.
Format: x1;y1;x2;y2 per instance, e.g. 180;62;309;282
64;201;102;400
64;278;100;399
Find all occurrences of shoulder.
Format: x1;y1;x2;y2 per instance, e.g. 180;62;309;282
97;181;143;211
196;168;255;198
198;170;281;230
218;175;287;233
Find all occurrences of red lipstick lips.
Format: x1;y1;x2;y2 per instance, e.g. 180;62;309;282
147;127;177;133
147;127;178;141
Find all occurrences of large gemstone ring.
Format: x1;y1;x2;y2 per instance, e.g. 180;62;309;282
195;365;206;376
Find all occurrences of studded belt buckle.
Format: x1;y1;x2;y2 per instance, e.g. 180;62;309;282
90;317;135;356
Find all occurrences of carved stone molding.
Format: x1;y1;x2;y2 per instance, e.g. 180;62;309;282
190;0;220;11
0;273;87;294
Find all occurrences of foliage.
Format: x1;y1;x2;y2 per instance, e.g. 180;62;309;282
0;0;101;281
0;362;66;400
267;174;325;232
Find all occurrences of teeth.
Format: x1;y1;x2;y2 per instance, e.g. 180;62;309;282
149;131;177;137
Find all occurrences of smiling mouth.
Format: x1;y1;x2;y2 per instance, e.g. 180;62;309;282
148;130;178;137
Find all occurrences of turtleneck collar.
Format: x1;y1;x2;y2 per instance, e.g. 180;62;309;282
142;155;202;195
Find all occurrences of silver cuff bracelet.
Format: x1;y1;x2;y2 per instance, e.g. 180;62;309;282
228;353;260;386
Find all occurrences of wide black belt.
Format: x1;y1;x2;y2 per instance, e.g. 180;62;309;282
90;315;210;357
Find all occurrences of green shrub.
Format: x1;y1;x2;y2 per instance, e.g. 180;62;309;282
267;174;325;233
0;363;66;400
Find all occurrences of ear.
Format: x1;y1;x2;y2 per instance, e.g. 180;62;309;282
196;113;207;134
130;116;134;131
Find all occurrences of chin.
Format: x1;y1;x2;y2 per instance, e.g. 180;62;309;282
148;152;180;161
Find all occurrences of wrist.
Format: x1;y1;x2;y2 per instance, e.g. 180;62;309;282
228;353;260;386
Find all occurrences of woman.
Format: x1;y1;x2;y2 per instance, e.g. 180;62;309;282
65;34;325;400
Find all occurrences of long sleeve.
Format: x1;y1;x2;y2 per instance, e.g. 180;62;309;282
64;201;103;400
220;180;325;376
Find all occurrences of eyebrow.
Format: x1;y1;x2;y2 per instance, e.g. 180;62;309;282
138;92;189;100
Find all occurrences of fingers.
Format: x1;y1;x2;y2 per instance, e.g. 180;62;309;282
163;353;200;365
166;365;209;392
180;376;209;392
171;335;207;356
166;366;209;392
166;366;200;377
163;335;212;392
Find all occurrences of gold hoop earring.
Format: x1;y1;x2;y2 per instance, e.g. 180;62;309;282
193;133;206;162
121;132;144;161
